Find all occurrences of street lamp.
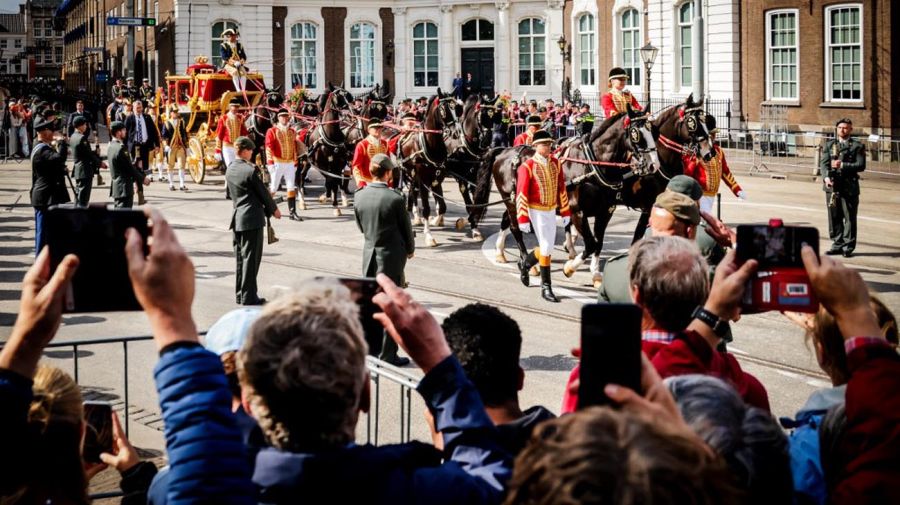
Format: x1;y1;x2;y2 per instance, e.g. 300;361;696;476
557;35;571;103
639;42;658;108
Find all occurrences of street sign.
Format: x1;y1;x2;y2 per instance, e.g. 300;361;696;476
106;17;156;27
96;71;109;83
82;47;105;53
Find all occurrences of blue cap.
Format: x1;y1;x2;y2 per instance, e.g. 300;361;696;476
202;307;262;355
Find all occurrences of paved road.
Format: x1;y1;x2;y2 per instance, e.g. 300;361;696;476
2;158;899;452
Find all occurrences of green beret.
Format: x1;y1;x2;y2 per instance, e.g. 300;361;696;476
110;121;126;133
654;191;700;226
234;136;255;151
666;175;703;201
72;115;88;128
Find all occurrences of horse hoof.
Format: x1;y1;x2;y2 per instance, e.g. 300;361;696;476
455;218;466;231
592;274;603;289
299;201;308;211
333;208;342;217
567;249;577;261
471;229;484;242
341;196;349;208
412;216;423;226
431;215;444;227
318;194;327;204
495;252;508;264
563;261;576;278
426;235;438;247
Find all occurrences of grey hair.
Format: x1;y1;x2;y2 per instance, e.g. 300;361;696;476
628;236;709;332
239;279;369;452
666;375;793;504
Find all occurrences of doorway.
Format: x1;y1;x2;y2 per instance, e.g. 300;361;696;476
461;48;494;97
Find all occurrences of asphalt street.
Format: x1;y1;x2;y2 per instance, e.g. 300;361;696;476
2;154;899;454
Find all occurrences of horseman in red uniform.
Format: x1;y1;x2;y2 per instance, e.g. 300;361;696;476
215;97;249;168
351;118;387;189
600;67;642;119
265;108;302;221
681;115;744;214
516;129;571;303
513;115;542;146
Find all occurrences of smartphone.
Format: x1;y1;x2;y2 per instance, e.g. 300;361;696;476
82;401;114;464
577;303;643;409
736;222;819;314
45;205;149;312
318;277;385;356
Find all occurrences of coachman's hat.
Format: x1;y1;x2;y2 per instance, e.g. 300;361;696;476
531;129;554;146
608;67;629;82
526;115;542;127
277;108;290;117
401;112;417;121
229;96;243;106
222;28;238;37
367;118;383;130
705;114;718;134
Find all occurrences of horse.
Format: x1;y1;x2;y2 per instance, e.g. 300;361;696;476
343;84;390;148
302;88;351;216
396;95;448;247
291;94;321;206
245;86;283;169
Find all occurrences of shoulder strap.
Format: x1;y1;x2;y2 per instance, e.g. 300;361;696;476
31;142;50;162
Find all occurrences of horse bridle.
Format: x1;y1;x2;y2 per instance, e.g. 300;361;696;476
679;105;712;160
623;114;659;176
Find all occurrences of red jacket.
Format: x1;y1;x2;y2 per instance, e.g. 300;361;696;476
264;125;298;164
351;136;387;188
830;342;900;504
214;113;248;153
600;90;642;119
513;131;533;146
682;145;742;198
515;155;571;224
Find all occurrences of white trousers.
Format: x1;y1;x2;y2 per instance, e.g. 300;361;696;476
268;161;297;193
700;195;715;215
528;208;558;257
232;75;247;93
222;146;237;167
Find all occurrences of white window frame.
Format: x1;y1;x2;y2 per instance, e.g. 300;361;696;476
618;8;641;87
289;21;318;89
411;21;439;89
676;2;693;91
765;8;799;102
824;3;863;103
460;18;494;43
348;21;377;91
576;13;596;87
210;20;240;69
517;17;547;88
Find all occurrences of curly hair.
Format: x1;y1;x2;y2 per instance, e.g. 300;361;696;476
239;280;369;452
442;303;522;406
503;407;741;505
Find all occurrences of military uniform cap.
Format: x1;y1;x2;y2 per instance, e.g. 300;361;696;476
666;175;703;201
110;121;126;133
72;115;88;127
526;115;542;126
531;129;554;145
835;117;852;127
654;191;700;226
234;136;255;151
33;117;57;132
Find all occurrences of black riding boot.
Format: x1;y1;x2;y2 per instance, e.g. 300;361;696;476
540;265;559;303
518;249;539;287
288;196;303;221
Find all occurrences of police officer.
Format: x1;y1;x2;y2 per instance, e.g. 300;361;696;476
70;116;106;206
820;118;865;257
140;78;155;102
30;118;69;255
227;136;280;306
575;103;594;137
108;121;149;208
491;103;511;148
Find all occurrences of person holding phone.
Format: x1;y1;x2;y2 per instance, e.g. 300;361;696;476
516;129;571;302
820;118;865;258
108;121;150;208
30;117;69;255
227;136;280;306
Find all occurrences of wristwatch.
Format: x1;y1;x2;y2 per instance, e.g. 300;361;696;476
692;306;730;338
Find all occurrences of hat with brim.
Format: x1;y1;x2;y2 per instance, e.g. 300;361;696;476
222;28;237;37
608;67;629;82
532;129;554;146
229;96;242;106
277;108;290;118
33;118;57;132
234;136;255;151
401;112;417;121
367;118;383;130
202;307;261;355
654;191;700;226
526;115;542;127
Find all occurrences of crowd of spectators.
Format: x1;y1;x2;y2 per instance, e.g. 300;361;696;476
1;205;898;505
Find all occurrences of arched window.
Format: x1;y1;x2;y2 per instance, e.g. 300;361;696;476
677;3;693;88
577;14;596;86
461;18;494;41
413;22;438;87
349;22;376;89
518;18;546;86
211;20;240;68
619;9;640;85
290;22;317;88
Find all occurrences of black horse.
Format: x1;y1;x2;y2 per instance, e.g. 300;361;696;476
291;92;321;207
302;88;351;216
245;86;283;170
343;83;391;149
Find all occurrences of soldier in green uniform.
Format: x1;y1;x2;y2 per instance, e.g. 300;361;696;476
820;118;865;257
354;153;415;366
70;116;106;206
227;136;281;306
107;121;149;208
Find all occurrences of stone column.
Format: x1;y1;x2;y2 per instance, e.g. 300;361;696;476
392;6;408;99
440;3;454;90
495;1;510;93
547;0;565;101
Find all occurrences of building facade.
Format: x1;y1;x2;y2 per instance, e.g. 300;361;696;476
0;10;28;79
25;0;64;79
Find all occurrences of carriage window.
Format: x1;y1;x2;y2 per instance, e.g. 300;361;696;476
577;14;595;87
350;22;376;89
825;4;862;102
413;22;438;87
766;9;798;100
677;3;692;89
291;22;317;89
461;19;493;42
619;8;641;86
211;20;240;68
518;18;546;86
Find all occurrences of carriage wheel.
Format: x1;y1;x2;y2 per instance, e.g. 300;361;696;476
187;137;206;184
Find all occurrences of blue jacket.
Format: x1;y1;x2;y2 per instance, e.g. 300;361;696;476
153;344;511;504
0;369;35;495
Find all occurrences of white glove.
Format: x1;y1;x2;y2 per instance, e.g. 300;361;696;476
214;152;222;162
164;146;171;155
737;190;747;200
561;216;571;227
519;221;531;234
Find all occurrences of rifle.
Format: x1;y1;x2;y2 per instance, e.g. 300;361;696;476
828;141;840;208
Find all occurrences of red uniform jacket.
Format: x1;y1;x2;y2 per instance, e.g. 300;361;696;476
682;145;742;198
513;131;533;146
559;332;769;414
351;136;387;189
600;89;642;119
264;125;298;164
214;113;248;153
515;155;571;225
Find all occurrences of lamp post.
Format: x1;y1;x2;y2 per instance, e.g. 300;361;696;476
639;42;658;109
557;35;571;104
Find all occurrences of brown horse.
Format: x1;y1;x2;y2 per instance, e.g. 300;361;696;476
302;89;351;216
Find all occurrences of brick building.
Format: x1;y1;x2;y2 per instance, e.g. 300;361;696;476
0;10;28;78
26;0;64;79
